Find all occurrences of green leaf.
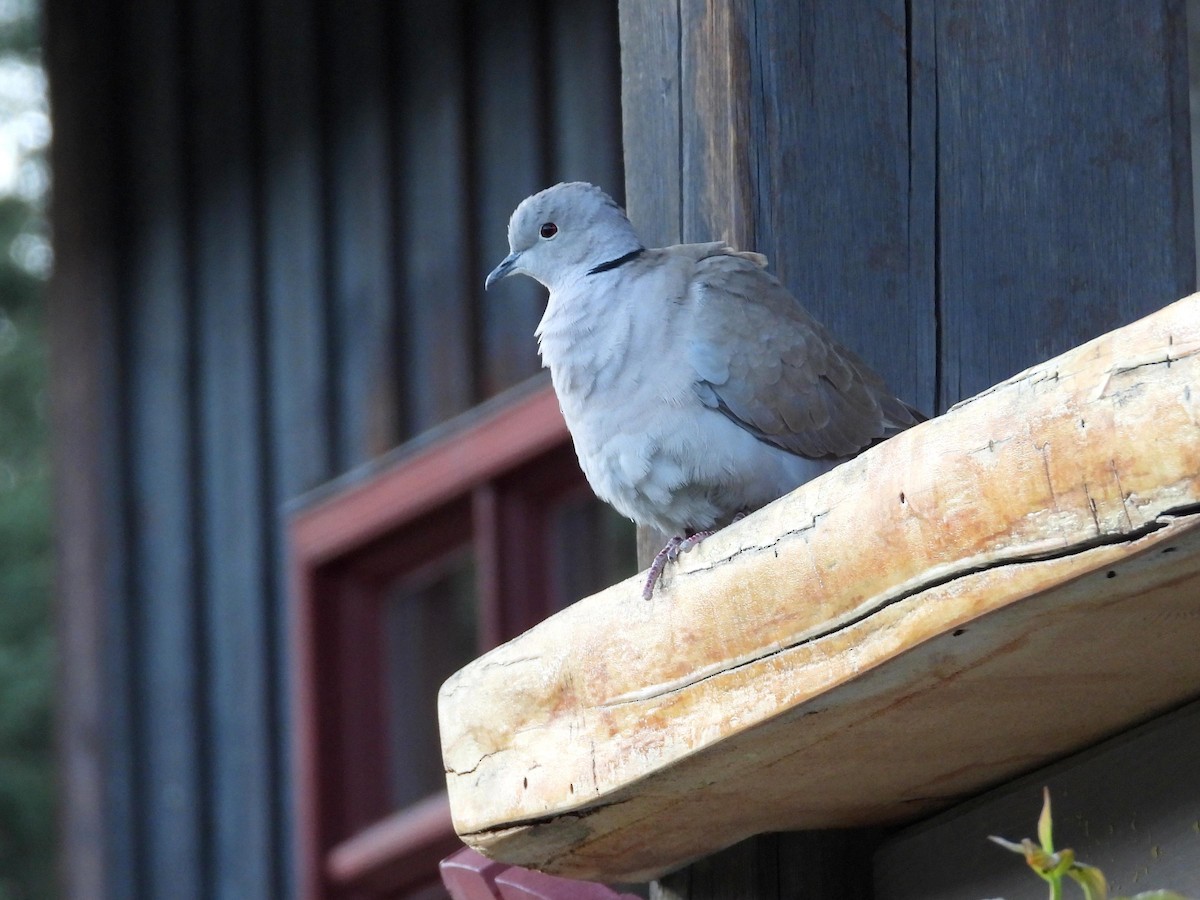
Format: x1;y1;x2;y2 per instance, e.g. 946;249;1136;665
1066;863;1107;900
1039;787;1055;853
1031;847;1073;878
989;835;1030;855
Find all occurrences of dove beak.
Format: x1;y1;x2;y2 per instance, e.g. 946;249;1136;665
485;251;521;290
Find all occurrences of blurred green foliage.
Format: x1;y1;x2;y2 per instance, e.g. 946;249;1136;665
0;0;55;895
991;790;1196;900
0;1;37;56
0;202;52;900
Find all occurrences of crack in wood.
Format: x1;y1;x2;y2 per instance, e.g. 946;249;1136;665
458;794;641;841
597;503;1200;708
446;747;505;777
952;340;1200;410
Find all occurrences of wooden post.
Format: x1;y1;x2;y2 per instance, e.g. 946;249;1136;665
615;0;1193;894
620;1;902;893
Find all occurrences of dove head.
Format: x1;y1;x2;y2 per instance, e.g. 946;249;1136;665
485;182;643;292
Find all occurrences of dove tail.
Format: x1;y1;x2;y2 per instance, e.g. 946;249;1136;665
880;396;928;435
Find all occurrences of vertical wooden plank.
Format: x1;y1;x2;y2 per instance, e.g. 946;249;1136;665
293;566;329;900
619;0;682;248
642;3;930;895
44;0;129;895
320;3;399;467
907;0;940;414
622;0;935;578
548;0;623;194
619;0;683;566
744;1;936;409
259;0;332;509
679;0;934;410
301;574;390;898
187;0;272;894
1190;0;1200;271
679;0;756;249
120;0;207;896
935;0;1194;408
473;464;564;650
258;0;330;897
395;1;477;436
472;0;548;397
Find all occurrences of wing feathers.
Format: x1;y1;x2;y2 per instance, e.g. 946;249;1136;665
683;246;923;460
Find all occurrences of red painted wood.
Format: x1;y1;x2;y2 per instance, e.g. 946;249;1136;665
332;579;390;838
441;847;506;900
475;443;593;646
327;793;462;894
495;868;641;900
294;572;399;898
290;381;589;898
438;848;641;900
344;500;472;587
292;566;323;900
291;384;568;567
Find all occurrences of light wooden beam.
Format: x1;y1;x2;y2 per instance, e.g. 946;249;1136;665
439;295;1200;883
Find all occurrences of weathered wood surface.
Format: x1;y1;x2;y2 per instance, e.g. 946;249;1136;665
440;294;1200;882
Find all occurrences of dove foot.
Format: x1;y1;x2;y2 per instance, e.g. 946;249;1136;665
642;529;715;600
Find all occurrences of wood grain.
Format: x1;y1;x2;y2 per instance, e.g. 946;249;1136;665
935;0;1194;409
472;0;549;398
548;0;623;193
618;0;682;249
396;0;476;435
258;0;328;892
680;0;755;249
440;294;1200;882
119;0;204;894
677;0;937;415
189;0;274;892
321;1;398;465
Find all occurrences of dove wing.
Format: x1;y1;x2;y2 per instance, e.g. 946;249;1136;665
685;248;922;460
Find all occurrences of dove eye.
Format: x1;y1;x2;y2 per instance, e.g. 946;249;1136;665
539;222;558;239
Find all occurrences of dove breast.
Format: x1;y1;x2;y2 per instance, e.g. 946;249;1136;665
535;242;835;537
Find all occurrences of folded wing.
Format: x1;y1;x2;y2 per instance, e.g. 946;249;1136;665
685;247;923;460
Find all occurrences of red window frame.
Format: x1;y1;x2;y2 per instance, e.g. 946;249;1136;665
290;381;591;898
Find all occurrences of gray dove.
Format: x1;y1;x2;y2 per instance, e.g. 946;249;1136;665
486;182;924;599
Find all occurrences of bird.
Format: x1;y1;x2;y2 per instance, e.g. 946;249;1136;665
485;182;925;599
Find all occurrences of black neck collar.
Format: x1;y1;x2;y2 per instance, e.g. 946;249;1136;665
587;247;645;276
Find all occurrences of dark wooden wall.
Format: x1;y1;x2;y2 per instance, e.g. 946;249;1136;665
624;0;1192;421
619;1;1195;897
877;699;1200;898
46;1;621;898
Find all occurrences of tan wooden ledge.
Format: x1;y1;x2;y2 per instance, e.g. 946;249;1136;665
438;294;1200;883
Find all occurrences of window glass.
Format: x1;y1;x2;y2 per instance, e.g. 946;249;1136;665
384;547;477;809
